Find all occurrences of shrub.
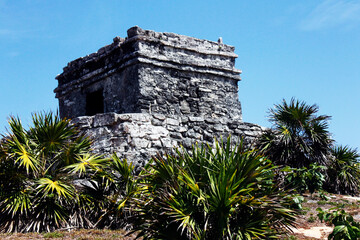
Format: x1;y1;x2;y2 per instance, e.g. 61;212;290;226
288;195;305;210
284;164;326;194
132;138;295;239
67;153;139;229
317;207;360;240
256;98;332;168
0;112;95;232
324;146;360;195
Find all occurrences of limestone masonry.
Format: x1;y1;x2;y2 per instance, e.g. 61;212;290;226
54;26;264;168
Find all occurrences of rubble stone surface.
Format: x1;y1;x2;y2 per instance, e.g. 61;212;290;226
72;113;265;171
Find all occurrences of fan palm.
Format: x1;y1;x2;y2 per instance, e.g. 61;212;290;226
132;138;295;240
66;153;139;229
324;146;360;195
0;112;93;232
257;98;332;168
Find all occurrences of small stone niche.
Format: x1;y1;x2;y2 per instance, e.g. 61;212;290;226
86;89;104;116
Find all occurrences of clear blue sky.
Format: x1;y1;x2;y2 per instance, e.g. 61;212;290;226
0;0;359;150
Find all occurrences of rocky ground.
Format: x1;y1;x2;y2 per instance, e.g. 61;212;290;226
285;193;360;240
1;193;359;240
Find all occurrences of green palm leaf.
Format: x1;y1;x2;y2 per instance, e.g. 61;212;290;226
1;189;32;217
36;178;74;199
13;140;38;174
65;153;106;177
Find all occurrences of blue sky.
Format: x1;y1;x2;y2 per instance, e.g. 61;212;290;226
0;0;359;149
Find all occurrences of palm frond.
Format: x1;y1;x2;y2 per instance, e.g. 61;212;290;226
13;140;38;174
257;98;332;168
64;153;107;177
36;178;75;199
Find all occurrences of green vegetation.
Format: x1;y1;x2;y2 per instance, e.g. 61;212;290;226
131;139;295;239
283;236;299;240
307;213;315;223
317;207;360;240
42;231;65;238
0;112;93;232
288;195;305;210
283;164;326;194
0;97;360;238
68;153;139;229
0;112;142;232
317;200;328;205
257;98;360;197
256;98;332;168
325;146;360;195
318;190;330;201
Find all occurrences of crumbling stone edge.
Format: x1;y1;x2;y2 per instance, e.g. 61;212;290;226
72;112;265;171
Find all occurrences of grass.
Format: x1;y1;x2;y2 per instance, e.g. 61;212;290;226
307;215;316;223
0;229;140;240
42;232;65;238
284;236;299;240
317;200;328;205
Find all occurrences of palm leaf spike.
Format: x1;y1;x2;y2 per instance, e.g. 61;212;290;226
2;189;32;218
59;135;92;167
13;139;38;174
64;153;106;177
111;153;134;181
29;112;74;155
36;178;74;199
0;111;103;232
6;116;27;145
132;137;295;239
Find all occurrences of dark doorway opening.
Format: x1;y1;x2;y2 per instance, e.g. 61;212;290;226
86;89;104;116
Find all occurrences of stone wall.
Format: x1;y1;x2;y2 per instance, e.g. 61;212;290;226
137;65;241;118
72;112;265;170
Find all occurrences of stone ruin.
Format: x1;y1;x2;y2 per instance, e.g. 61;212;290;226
54;26;264;168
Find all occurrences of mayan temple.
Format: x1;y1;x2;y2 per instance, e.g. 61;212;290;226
54;26;264;169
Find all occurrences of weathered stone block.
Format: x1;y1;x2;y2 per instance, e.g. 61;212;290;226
160;138;175;148
55;26;242;120
153;114;166;121
165;118;180;126
151;118;164;126
93;113;116;127
189;116;204;122
116;114;132;122
71;116;94;128
170;132;183;139
130;138;151;148
174;126;187;133
213;124;226;132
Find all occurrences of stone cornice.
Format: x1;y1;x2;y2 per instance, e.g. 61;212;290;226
55;26;241;95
